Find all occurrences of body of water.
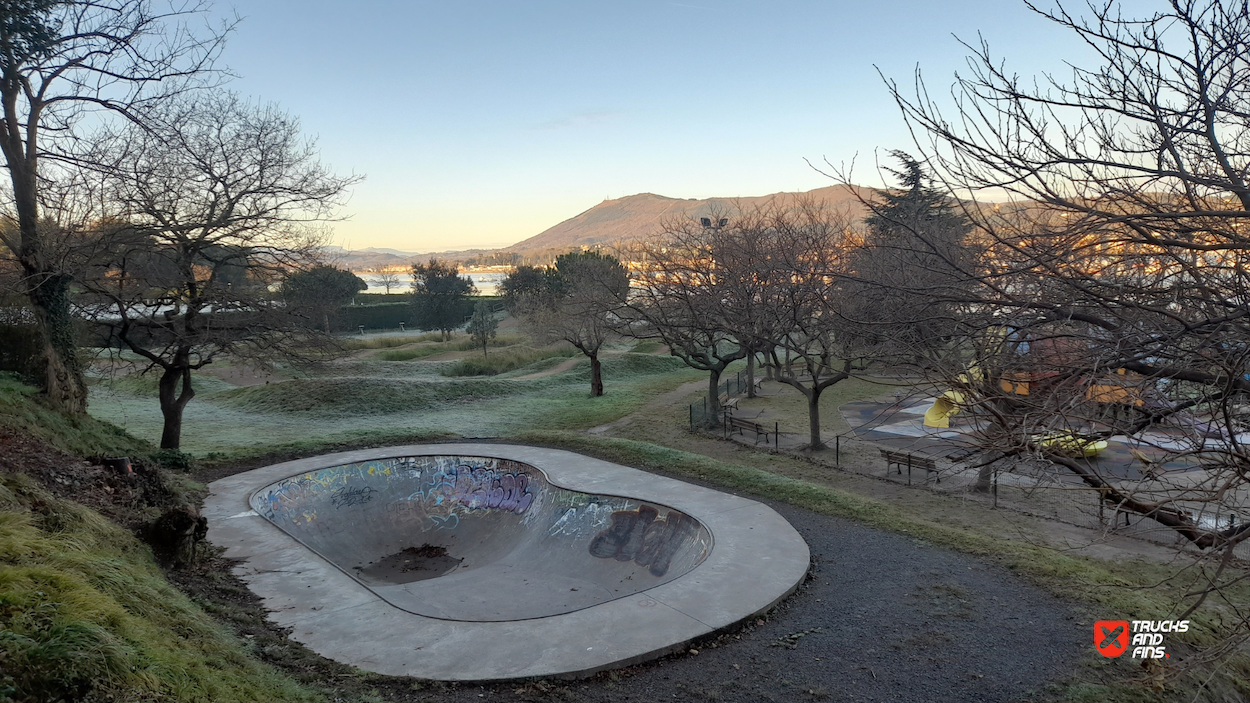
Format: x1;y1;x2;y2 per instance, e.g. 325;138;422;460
360;272;503;296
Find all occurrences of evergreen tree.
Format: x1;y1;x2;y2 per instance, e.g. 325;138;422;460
466;301;498;357
410;258;475;340
853;151;978;364
282;266;368;333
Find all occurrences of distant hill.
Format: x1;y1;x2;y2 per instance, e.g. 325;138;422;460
325;184;876;270
360;246;423;257
503;184;870;255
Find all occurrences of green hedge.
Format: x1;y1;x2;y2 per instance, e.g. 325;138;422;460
334;303;411;332
336;297;502;332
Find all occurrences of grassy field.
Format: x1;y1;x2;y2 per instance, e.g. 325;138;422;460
87;334;703;456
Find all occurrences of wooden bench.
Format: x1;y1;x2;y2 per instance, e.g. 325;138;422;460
728;416;773;444
880;449;939;484
717;391;740;412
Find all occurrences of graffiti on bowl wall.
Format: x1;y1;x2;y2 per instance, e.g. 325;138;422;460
589;505;698;577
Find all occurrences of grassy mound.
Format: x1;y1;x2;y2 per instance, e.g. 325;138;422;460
216;376;532;416
369;333;530;362
627;340;664;354
442;347;577;376
558;353;688;382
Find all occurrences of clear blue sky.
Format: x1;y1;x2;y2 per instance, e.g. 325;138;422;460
218;0;1100;252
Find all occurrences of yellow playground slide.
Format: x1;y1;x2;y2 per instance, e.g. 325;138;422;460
923;390;964;428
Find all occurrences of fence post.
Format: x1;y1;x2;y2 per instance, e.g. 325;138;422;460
835;435;840;467
689;404;693;431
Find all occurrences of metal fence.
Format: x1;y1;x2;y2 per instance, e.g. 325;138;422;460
688;370;753;429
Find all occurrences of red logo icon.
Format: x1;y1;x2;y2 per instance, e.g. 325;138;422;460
1095;620;1129;658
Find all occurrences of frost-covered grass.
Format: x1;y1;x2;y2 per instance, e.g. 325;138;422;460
442;346;577;376
87;349;702;456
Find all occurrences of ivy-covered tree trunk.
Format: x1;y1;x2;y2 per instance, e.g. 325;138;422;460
9;161;87;415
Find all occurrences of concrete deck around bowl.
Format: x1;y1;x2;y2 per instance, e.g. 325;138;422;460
204;444;810;681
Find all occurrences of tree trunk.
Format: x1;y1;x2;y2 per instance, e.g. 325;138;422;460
589;351;604;397
706;367;723;427
807;387;826;450
5;136;87;414
158;364;196;450
746;351;757;398
974;464;994;493
26;274;87;414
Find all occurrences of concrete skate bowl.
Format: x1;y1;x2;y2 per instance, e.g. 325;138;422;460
249;455;713;621
206;444;809;680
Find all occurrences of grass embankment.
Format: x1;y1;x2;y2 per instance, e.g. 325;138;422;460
0;378;325;703
0;376;149;459
512;430;1250;702
0;476;319;703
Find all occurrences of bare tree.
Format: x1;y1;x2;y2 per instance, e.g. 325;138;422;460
0;0;231;414
505;251;628;396
622;219;748;422
78;91;358;450
377;269;401;294
858;4;1250;664
881;0;1250;546
760;204;862;450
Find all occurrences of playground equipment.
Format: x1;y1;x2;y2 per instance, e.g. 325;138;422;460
923;390;965;428
1033;431;1108;457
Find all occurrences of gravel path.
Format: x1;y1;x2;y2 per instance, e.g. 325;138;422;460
393;496;1084;703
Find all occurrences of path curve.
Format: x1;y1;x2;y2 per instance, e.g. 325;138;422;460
511;356;582;380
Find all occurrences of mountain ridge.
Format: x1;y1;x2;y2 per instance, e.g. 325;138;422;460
502;184;870;253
